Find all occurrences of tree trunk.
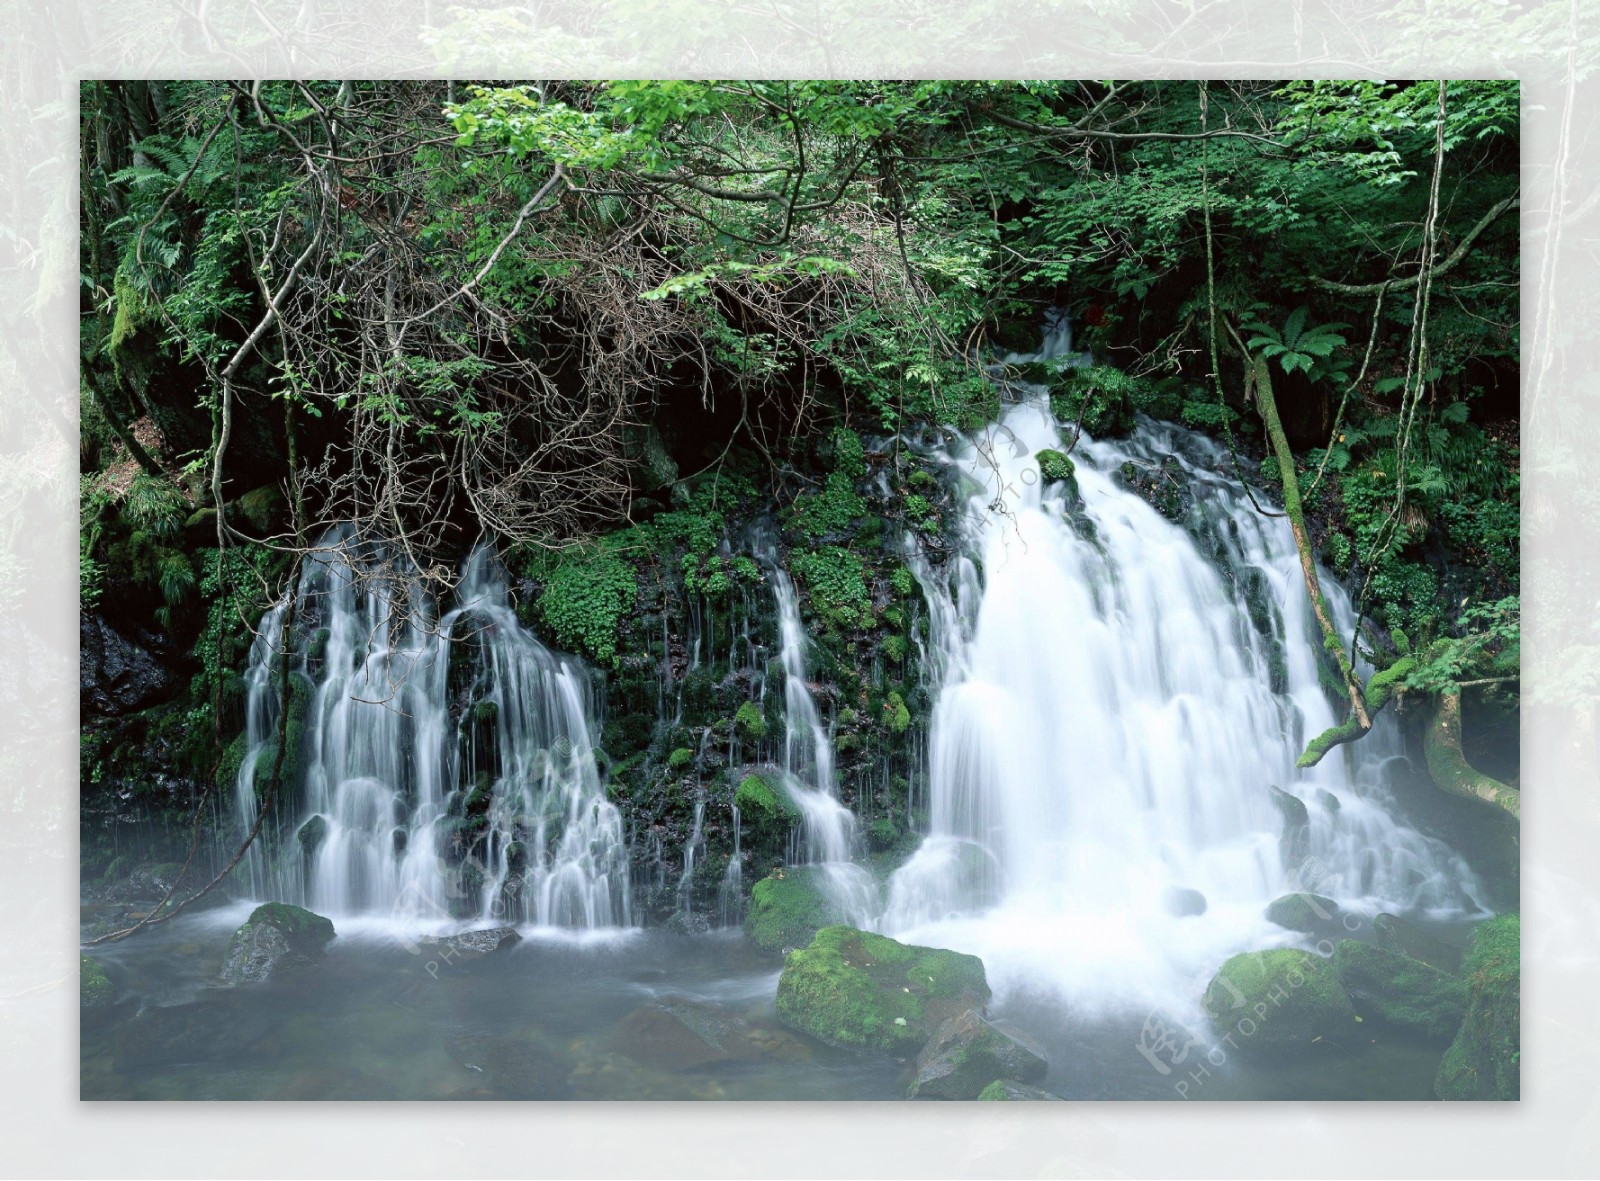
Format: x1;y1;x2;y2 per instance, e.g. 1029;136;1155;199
1424;690;1521;821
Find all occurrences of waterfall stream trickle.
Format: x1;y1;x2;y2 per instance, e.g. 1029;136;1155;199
232;536;630;931
880;318;1488;1022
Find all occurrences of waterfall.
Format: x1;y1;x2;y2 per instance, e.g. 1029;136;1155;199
881;317;1488;1021
751;534;880;924
231;534;630;930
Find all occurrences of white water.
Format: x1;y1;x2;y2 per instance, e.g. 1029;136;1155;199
233;535;630;931
881;317;1488;1023
752;536;880;925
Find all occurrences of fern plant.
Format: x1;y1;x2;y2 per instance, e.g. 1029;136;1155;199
1241;307;1349;384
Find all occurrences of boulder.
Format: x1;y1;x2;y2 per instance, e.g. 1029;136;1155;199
1436;914;1520;1100
417;926;521;962
1164;886;1208;918
220;902;335;984
80;613;173;718
1331;940;1468;1041
744;867;845;952
978;1079;1063;1100
1374;912;1462;975
1203;948;1356;1054
1267;785;1311;863
80;956;114;1009
775;926;990;1056
908;1009;1048;1099
1265;891;1341;935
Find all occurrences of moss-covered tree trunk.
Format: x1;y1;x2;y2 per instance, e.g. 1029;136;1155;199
1250;353;1371;735
1424;690;1521;821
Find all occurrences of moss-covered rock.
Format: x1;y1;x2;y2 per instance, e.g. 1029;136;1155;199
296;814;328;858
1435;914;1520;1100
907;1008;1048;1099
733;700;767;740
775;926;990;1056
1203;948;1356;1054
744;867;845;952
1265;891;1341;934
1034;449;1078;499
1331;940;1468;1041
978;1078;1062;1100
80;955;114;1008
220;902;335;985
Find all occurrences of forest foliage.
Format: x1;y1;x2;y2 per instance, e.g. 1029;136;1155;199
79;79;1520;774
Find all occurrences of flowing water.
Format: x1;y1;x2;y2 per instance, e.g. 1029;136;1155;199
231;536;629;931
880;318;1488;1028
88;316;1504;1100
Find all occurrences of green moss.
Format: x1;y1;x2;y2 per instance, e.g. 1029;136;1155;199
241;902;336;951
80;956;113;1008
1264;892;1339;933
775;925;991;1054
522;539;638;666
667;746;695;770
791;547;871;628
830;426;867;478
744;867;844;951
790;471;866;539
890;565;916;598
1435;914;1520;1100
1203;948;1356;1054
1035;448;1077;486
733;700;767;740
1332;940;1468;1041
473;700;499;724
296;814;329;858
734;774;794;823
882;690;911;734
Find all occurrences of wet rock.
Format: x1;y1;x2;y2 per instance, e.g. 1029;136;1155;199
775;925;989;1056
744;866;846;952
1267;785;1311;862
1436;914;1520;1100
978;1078;1063;1100
416;926;521;963
908;1009;1048;1099
1265;891;1341;935
1315;788;1342;814
220;902;335;984
1164;886;1208;918
1374;912;1462;975
1331;940;1467;1041
612;998;761;1072
1203;948;1356;1054
80;613;174;718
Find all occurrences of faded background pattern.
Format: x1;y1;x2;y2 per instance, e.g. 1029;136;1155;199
0;1;1591;1176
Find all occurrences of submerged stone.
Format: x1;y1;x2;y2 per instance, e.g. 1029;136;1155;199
417;926;522;962
908;1008;1048;1099
1435;914;1520;1100
612;998;761;1073
1202;948;1356;1054
1331;939;1467;1041
220;902;335;985
775;926;990;1056
744;867;846;952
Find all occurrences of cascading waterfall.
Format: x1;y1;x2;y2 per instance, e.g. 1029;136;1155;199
882;314;1488;1021
232;534;630;930
751;534;880;924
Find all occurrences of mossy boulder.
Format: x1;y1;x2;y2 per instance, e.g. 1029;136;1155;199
296;814;329;858
734;773;798;831
744;867;845;952
1034;449;1078;498
775;926;990;1056
1435;914;1520;1100
220;902;335;985
1265;891;1341;934
80;956;114;1009
907;1008;1048;1099
733;700;767;740
1203;948;1356;1054
1331;940;1468;1041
